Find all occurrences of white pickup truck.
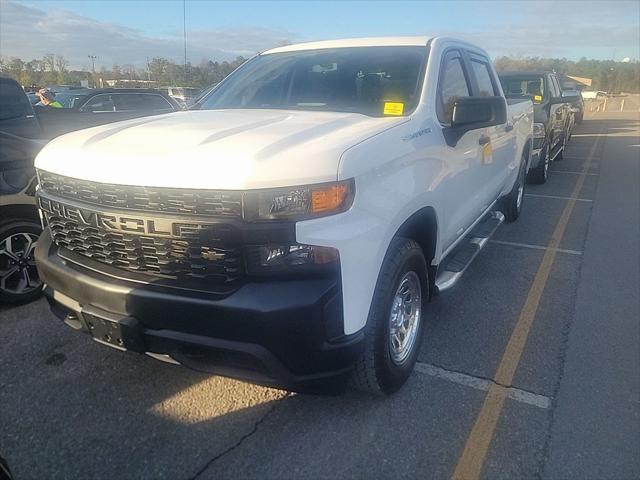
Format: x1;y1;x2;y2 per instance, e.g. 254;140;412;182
34;37;532;394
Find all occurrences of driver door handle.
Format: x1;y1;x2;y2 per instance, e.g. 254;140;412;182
479;135;491;146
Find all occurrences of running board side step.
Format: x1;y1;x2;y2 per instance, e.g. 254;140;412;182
435;211;504;294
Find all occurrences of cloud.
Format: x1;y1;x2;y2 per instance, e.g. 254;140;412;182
0;0;297;68
1;0;638;68
445;1;640;59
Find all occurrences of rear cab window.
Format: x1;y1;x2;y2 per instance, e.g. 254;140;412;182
468;55;498;97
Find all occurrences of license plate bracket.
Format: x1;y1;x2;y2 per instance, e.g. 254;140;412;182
82;309;145;352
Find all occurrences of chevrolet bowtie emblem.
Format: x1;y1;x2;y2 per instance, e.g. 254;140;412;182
201;249;226;261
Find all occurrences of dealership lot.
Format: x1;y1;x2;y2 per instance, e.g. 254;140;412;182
1;111;638;479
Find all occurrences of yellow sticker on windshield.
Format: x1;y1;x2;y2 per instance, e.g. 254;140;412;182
383;102;404;116
534;95;543;103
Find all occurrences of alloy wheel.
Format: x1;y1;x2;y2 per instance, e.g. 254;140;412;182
388;271;422;365
0;233;41;296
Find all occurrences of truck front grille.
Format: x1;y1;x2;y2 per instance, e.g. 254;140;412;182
38;171;243;218
47;215;243;282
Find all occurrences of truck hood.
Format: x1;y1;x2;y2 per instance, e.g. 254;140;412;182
35;109;406;190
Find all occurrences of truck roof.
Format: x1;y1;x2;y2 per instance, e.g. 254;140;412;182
263;36;432;55
499;71;555;77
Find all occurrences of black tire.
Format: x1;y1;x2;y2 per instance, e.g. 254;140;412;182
500;154;527;223
575;112;583;124
351;237;428;395
527;142;549;185
0;220;43;305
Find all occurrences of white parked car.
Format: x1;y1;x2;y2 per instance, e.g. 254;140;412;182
581;90;607;100
34;36;532;394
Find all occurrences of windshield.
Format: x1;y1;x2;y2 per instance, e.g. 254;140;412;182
199;46;427;117
500;76;546;103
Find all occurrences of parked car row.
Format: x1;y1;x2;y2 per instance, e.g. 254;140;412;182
499;70;581;184
2;37;585;395
34;88;181;138
0;77;182;304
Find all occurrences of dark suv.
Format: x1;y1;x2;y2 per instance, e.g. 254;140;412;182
0;82;182;304
499;71;579;183
0;75;46;304
35;88;181;138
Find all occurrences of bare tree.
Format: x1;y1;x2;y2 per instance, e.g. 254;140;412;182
55;55;69;73
42;53;56;72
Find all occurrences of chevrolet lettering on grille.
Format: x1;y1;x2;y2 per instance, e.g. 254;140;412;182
38;195;212;239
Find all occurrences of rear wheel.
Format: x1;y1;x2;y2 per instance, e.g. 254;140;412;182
0;221;43;305
351;237;428;395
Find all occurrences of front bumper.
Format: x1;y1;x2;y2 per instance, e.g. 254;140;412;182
35;230;363;387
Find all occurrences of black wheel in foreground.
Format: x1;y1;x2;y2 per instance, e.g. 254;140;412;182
0;220;43;305
501;154;527;223
528;142;550;185
351;237;428;395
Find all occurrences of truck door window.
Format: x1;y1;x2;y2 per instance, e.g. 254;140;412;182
437;51;471;125
549;76;561;99
470;60;497;96
80;94;115;112
500;76;545;103
112;93;174;112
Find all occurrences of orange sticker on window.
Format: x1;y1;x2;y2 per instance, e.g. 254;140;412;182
383;102;404;116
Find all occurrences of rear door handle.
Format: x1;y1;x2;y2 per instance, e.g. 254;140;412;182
505;123;514;132
479;135;491;146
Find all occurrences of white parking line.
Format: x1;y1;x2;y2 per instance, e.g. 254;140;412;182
550;170;600;176
560;156;589;161
489;239;582;255
525;193;593;202
415;362;551;409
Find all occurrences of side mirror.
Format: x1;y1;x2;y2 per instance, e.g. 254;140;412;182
443;96;507;147
561;91;581;103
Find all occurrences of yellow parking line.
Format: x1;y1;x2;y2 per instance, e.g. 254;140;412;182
451;125;604;480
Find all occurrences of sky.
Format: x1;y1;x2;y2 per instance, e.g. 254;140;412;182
1;0;639;70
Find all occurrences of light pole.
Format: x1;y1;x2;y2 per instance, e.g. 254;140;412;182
183;0;188;85
88;55;97;88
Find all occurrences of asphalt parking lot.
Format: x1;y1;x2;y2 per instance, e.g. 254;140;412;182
1;111;638;480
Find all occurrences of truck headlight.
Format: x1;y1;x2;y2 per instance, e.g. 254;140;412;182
533;123;546;138
245;244;339;275
243;179;354;221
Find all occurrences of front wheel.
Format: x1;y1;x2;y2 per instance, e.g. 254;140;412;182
351;237;428;395
500;155;527;223
0;221;43;305
528;143;549;185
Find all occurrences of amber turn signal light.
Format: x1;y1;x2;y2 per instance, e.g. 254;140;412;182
311;182;350;214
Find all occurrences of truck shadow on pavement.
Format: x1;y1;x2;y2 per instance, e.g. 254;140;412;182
0;298;482;480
